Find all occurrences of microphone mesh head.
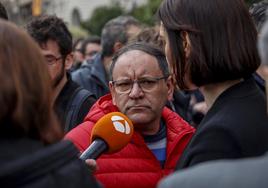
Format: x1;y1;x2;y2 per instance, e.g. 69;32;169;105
90;112;134;153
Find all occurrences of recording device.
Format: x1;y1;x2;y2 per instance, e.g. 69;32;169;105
80;112;134;160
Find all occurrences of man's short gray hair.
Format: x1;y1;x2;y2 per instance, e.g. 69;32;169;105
101;16;140;57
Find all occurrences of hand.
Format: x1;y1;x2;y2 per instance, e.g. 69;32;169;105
85;159;98;172
193;101;208;115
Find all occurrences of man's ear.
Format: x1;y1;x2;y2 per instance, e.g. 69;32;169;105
109;81;117;105
64;53;74;70
113;42;123;54
166;76;174;101
181;31;191;60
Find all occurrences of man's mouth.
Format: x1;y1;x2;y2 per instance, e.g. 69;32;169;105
126;105;150;111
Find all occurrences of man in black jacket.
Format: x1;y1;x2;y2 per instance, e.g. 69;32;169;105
26;15;96;132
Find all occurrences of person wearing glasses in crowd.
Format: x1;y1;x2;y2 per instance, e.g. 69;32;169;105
71;38;85;72
81;36;102;62
71;16;142;100
65;42;195;188
26;15;96;132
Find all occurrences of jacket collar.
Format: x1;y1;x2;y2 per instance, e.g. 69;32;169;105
85;94;194;146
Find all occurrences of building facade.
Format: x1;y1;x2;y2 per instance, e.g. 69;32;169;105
2;0;147;26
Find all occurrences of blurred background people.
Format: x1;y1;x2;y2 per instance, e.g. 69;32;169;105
26;15;96;132
81;35;102;61
72;15;142;99
158;0;268;170
250;0;268;33
0;1;8;20
71;37;85;72
250;0;268;84
0;19;99;188
71;36;102;72
258;10;268;103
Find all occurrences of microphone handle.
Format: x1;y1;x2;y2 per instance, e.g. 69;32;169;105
80;138;108;160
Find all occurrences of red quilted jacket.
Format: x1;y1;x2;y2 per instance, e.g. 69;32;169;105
65;94;195;188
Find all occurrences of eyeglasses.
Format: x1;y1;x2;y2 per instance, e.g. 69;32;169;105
74;48;82;53
86;51;98;57
44;55;62;65
111;76;168;94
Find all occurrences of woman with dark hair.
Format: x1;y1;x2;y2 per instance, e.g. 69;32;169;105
0;20;99;188
158;0;268;170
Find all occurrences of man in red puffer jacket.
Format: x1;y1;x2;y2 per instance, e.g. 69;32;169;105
65;43;195;188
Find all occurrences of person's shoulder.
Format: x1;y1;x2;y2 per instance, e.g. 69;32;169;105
159;154;268;188
37;141;101;188
72;61;94;77
158;160;227;188
163;107;194;130
83;94;117;122
0;140;84;187
70;62;98;90
163;107;195;142
77;89;97;120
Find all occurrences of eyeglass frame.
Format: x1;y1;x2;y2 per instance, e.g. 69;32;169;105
44;55;63;65
85;50;99;57
110;75;169;94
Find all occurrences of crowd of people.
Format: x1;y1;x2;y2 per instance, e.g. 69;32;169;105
1;0;268;187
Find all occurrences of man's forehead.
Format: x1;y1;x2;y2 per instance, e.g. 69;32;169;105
40;42;48;50
39;40;60;55
115;50;158;68
112;50;162;78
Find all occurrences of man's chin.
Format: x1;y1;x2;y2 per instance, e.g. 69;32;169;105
127;113;151;124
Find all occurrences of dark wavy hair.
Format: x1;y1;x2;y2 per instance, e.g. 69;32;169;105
80;35;101;55
101;16;141;57
25;15;72;58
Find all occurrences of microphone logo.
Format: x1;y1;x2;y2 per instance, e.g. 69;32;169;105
111;115;131;134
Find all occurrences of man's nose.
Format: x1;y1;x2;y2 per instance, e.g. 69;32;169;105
128;82;144;98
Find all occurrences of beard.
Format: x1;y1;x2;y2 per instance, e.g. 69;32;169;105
52;64;65;88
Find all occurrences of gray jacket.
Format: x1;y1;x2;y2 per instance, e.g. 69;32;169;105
71;53;110;99
158;153;268;188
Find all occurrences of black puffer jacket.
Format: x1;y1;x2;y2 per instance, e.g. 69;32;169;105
0;139;101;188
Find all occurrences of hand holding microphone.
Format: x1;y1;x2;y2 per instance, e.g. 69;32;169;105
80;112;134;160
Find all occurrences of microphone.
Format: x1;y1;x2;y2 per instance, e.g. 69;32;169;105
80;112;134;160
